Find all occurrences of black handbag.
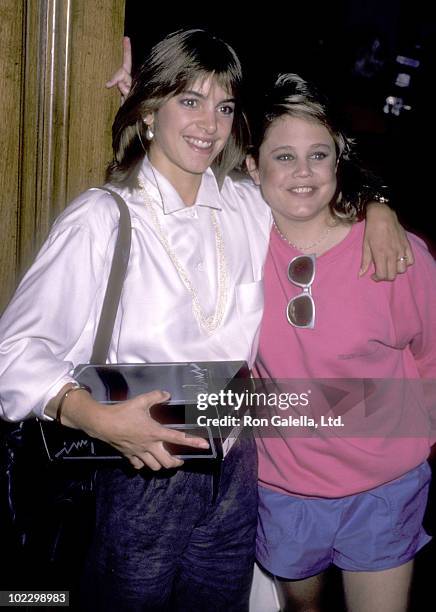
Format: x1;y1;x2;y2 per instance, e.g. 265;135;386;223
0;188;131;591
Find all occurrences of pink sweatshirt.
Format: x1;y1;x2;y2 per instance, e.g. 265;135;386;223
254;222;436;497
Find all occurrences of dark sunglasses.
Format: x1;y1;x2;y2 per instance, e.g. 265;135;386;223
286;254;316;328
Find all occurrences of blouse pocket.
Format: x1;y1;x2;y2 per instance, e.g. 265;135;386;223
236;280;264;313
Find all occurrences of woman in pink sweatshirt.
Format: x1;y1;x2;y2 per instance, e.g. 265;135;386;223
246;73;436;612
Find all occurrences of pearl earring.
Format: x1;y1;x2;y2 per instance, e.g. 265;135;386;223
145;125;154;141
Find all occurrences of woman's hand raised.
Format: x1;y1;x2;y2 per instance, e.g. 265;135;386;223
106;36;133;102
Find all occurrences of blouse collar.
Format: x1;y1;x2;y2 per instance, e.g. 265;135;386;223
138;156;223;215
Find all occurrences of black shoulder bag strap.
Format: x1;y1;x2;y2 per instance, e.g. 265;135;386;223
90;188;132;364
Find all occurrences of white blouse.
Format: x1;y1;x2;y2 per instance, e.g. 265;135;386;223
0;158;271;420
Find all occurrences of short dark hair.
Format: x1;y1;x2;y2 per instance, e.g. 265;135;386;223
107;29;249;185
249;73;381;222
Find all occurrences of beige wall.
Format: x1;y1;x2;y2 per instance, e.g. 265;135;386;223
0;0;125;313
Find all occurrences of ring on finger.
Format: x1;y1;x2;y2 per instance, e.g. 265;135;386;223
397;255;408;262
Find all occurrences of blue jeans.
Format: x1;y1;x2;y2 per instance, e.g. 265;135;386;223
81;437;257;611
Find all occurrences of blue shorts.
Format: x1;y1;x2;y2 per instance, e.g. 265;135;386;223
257;462;431;580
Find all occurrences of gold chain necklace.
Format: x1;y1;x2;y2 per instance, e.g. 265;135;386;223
139;181;228;335
273;219;332;251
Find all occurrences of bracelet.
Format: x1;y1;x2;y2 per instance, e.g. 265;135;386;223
357;188;391;220
369;194;390;205
56;383;91;425
359;185;391;207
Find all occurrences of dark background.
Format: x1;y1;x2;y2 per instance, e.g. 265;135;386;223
125;0;436;254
